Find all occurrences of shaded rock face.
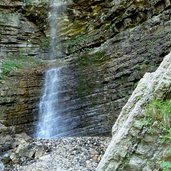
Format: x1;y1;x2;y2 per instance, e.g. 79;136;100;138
56;0;171;135
97;53;171;170
0;0;171;136
0;68;43;135
0;1;47;58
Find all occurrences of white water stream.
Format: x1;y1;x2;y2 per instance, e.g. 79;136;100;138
36;1;63;138
36;68;61;138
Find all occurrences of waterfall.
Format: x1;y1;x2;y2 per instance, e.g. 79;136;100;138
36;1;64;138
36;68;61;138
49;0;59;60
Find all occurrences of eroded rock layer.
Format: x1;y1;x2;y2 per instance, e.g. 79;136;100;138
59;0;171;135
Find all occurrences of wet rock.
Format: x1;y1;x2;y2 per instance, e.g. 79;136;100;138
1;0;171;138
0;68;43;135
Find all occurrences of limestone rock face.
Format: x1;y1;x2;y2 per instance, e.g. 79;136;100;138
97;53;171;170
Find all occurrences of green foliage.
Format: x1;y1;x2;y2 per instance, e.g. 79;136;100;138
145;99;171;129
145;99;171;171
0;56;42;80
2;59;23;75
162;128;171;141
160;161;171;171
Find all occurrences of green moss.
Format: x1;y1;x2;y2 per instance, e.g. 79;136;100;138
75;51;108;97
92;5;102;16
61;22;87;37
77;77;95;97
77;51;109;67
66;28;107;54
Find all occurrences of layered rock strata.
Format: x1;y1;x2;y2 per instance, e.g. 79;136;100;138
0;1;47;58
1;0;171;136
0;68;43;134
57;0;171;135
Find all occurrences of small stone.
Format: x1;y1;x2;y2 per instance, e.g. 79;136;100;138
127;156;144;171
1;153;11;164
10;153;20;164
15;133;31;142
142;165;153;171
34;146;47;158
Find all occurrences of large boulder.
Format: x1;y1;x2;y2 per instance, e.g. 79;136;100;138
97;53;171;170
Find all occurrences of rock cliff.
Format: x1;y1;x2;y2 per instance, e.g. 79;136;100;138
53;0;171;135
0;1;47;58
0;0;171;136
0;0;171;170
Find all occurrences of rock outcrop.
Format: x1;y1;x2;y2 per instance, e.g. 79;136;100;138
0;1;170;170
97;53;171;170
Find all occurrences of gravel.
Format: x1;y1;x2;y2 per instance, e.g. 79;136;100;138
8;136;111;171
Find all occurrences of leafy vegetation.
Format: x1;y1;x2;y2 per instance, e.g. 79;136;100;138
145;99;171;171
145;99;171;129
0;56;43;80
160;160;171;171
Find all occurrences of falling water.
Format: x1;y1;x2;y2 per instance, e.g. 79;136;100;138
36;68;61;138
36;1;63;138
49;0;59;60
